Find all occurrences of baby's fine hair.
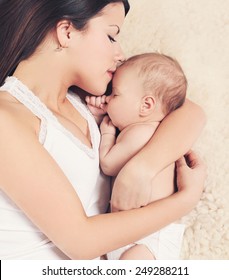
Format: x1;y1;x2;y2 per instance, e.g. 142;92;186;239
122;53;187;115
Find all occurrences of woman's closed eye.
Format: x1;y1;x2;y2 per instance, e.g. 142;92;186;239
108;35;116;43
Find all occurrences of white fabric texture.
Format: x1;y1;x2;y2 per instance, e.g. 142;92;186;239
107;223;185;260
121;0;229;259
0;76;110;259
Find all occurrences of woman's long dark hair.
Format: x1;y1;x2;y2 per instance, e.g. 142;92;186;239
0;0;130;86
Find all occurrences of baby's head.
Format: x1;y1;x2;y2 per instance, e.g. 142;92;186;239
107;52;187;130
123;53;187;115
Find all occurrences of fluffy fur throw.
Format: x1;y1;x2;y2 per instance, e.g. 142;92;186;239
120;0;229;259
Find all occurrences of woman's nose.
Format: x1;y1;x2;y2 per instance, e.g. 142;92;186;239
115;44;125;65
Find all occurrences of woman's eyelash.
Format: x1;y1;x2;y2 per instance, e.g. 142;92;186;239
108;35;116;43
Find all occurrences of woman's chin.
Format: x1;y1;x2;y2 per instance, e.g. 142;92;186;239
78;81;109;96
90;87;108;96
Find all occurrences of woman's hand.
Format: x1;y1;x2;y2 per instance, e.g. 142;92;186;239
175;150;206;204
111;158;153;212
111;150;206;212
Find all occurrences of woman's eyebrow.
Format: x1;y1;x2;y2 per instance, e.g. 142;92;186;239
109;24;120;34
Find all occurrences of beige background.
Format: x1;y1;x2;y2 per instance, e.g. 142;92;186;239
119;0;229;259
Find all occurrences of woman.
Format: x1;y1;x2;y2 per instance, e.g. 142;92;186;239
0;0;206;259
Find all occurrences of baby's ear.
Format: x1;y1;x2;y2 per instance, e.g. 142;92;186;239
140;95;156;117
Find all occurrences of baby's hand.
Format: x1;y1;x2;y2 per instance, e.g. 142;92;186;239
85;95;107;118
100;115;116;136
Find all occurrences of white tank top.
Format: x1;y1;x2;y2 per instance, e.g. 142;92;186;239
0;76;110;259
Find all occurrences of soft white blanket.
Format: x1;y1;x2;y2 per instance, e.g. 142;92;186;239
120;0;229;259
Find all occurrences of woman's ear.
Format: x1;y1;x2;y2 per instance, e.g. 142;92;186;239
55;20;73;48
140;95;156;117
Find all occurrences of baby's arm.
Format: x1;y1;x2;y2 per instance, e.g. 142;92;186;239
85;95;107;124
100;118;158;176
99;116;116;171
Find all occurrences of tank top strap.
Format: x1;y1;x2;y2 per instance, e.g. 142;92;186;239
0;76;57;143
0;76;57;121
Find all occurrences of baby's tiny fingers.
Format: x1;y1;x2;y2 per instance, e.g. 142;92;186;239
85;96;91;103
101;95;107;103
95;97;102;108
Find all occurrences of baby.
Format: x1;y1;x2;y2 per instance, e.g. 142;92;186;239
86;52;187;260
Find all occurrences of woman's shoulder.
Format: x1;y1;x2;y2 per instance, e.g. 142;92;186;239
0;90;39;136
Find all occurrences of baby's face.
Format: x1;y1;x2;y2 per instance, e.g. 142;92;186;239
106;66;144;130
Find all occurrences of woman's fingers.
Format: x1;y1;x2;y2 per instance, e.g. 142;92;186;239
184;151;206;176
175;156;187;168
176;150;206;172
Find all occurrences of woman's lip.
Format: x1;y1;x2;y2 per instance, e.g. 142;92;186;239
107;71;114;78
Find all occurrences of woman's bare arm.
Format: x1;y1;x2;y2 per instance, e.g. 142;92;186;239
136;99;206;174
111;99;206;211
0;102;205;260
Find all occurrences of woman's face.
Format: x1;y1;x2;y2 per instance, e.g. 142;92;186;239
69;3;126;95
